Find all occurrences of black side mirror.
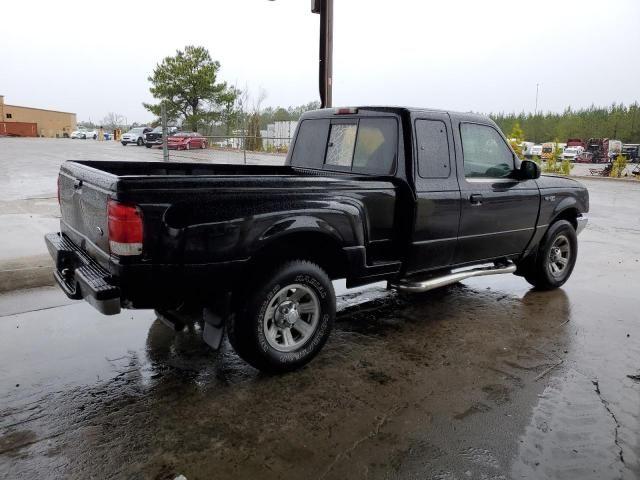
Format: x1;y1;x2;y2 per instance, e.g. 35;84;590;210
519;160;541;180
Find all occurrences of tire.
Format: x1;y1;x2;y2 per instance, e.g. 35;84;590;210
522;220;578;290
136;137;143;146
93;134;97;140
121;142;127;146
81;134;86;140
145;144;152;149
228;260;335;373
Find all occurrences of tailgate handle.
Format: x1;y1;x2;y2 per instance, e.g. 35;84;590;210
73;179;83;190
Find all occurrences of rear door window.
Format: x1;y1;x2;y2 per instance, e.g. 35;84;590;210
415;119;451;178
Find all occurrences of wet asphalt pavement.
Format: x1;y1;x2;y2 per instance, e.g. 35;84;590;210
1;178;639;480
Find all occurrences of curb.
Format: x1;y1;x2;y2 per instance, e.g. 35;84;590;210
571;175;640;183
0;255;55;294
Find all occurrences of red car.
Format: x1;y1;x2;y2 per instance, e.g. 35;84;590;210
167;132;208;150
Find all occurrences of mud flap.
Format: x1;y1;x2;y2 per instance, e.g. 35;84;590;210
203;309;225;350
202;293;231;351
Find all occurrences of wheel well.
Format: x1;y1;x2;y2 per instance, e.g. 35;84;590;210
551;208;579;230
248;232;348;280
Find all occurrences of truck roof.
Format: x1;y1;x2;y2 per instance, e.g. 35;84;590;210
300;106;492;124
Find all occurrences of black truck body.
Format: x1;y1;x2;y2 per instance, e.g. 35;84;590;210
46;107;589;371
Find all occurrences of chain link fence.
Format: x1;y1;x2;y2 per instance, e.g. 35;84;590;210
143;135;292;165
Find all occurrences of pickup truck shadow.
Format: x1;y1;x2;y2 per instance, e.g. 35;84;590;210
144;283;572;384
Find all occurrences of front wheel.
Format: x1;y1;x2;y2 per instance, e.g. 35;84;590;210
521;220;578;290
145;144;152;148
121;142;127;146
228;260;335;373
136;138;143;146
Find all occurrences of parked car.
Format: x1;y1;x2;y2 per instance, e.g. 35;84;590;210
167;132;208;150
70;128;97;140
46;106;589;372
144;126;178;148
121;127;153;146
562;146;584;161
574;151;594;163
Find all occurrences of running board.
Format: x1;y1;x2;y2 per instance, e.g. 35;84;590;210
390;262;516;293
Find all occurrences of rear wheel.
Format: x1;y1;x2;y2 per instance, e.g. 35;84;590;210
522;220;577;290
227;260;335;373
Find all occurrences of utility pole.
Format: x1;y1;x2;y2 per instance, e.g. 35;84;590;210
535;83;539;116
312;0;333;108
161;102;169;162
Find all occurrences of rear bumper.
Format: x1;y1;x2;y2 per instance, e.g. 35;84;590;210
45;233;121;315
46;231;250;313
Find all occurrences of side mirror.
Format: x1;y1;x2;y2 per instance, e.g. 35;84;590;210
519;159;541;180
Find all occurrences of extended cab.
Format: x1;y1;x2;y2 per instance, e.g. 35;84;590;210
46;107;589;372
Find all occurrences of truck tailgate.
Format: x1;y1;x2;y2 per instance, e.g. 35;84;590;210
58;163;113;258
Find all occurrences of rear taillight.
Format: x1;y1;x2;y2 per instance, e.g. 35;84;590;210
107;200;143;256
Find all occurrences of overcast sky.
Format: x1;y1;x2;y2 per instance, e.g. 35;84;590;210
2;0;639;123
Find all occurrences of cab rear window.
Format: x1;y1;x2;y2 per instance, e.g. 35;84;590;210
291;117;397;175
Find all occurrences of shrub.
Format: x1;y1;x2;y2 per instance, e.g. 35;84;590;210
610;154;628;178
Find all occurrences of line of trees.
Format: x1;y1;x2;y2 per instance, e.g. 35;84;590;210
492;103;640;143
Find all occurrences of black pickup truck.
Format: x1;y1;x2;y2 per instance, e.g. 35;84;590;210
46;107;589;372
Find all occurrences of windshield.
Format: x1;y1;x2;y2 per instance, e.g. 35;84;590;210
151;127;162;133
127;128;145;134
565;148;578;154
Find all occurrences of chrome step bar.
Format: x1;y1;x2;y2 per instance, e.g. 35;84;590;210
390;262;516;293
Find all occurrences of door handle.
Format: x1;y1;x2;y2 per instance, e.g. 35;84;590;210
470;194;483;206
73;179;83;190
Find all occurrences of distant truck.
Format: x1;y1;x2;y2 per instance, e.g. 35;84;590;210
530;144;543;158
520;141;535;158
541;142;556;160
563;146;584;161
586;138;611;163
566;138;586;149
622;144;640;162
608;140;623;161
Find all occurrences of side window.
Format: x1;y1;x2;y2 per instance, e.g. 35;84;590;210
416;119;451;178
352;118;397;175
461;123;514;178
290;119;330;169
325;123;357;169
